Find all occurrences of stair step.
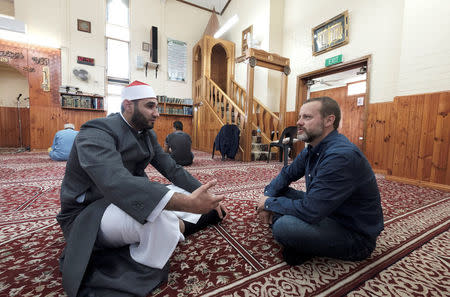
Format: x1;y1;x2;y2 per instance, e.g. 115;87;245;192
251;151;268;161
250;151;279;161
252;143;268;151
252;135;262;143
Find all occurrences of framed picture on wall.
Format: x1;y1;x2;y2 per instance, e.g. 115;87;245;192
312;11;349;56
77;19;91;33
242;25;253;55
142;42;150;52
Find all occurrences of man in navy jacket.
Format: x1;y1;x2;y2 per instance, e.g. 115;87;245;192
256;96;383;265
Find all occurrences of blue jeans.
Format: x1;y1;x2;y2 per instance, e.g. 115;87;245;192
271;188;376;261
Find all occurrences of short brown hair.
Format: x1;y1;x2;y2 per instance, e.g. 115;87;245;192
305;97;341;130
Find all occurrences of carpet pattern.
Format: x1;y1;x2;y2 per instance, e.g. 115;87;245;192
0;151;449;296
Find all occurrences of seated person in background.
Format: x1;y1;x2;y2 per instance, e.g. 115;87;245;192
48;123;78;161
256;96;384;265
164;120;194;166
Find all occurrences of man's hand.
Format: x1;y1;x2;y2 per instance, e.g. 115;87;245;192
256;196;273;224
215;202;228;219
166;180;225;214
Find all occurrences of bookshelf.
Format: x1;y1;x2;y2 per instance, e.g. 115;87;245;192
156;95;193;117
60;92;105;111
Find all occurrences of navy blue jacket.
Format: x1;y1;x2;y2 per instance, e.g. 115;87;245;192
213;124;240;159
264;130;384;239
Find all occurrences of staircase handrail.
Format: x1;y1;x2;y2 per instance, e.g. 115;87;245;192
230;78;281;144
230;79;280;121
205;76;246;126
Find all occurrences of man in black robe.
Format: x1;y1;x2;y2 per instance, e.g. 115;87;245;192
57;81;226;297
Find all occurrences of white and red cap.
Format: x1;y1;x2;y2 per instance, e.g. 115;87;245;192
121;80;156;100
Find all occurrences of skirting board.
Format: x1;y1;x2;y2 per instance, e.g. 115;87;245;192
385;175;450;192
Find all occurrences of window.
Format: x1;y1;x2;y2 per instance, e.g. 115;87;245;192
107;39;129;79
106;83;125;115
347;81;366;96
106;0;130;114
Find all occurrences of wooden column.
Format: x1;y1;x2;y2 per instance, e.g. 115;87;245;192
243;62;255;162
279;72;288;131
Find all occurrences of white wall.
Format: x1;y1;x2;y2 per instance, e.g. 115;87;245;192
14;0;63;48
7;0;211;100
4;0;449;111
397;0;450;95
222;0;450;109
267;0;284;112
220;0;271;108
0;65;29;107
282;0;405;108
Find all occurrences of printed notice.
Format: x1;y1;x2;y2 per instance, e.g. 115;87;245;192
167;38;187;82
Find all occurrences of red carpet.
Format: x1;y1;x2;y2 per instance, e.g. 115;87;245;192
0;151;448;296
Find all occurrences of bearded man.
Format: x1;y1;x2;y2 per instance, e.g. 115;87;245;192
57;81;226;297
256;96;383;265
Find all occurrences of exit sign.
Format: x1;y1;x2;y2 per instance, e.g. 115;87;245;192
325;54;343;67
77;56;95;66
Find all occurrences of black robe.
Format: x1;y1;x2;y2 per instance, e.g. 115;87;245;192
57;113;201;297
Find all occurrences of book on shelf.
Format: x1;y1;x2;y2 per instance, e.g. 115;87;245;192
156;95;193;105
61;93;104;110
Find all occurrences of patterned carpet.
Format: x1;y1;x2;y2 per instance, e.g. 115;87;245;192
0;150;449;297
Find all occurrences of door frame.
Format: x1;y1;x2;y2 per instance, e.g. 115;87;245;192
295;55;371;153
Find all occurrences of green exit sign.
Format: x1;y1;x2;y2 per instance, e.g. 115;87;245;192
325;55;343;67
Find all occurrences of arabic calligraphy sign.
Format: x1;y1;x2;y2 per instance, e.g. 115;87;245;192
312;11;349;56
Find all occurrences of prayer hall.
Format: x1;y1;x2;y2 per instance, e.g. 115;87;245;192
0;0;448;296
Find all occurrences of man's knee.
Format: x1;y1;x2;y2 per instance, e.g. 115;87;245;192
272;215;308;244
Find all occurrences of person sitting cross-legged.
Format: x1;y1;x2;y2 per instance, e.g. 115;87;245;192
256;96;384;265
56;80;227;297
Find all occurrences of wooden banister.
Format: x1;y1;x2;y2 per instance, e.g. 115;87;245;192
205;76;246;128
230;78;281;144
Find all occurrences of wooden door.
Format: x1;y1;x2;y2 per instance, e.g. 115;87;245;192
310;85;365;150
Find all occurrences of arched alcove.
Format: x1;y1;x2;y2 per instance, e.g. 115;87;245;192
210;43;227;92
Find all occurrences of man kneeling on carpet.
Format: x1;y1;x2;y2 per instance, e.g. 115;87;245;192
56;80;227;297
256;96;384;265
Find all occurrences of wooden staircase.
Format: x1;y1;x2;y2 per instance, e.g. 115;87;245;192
192;48;290;162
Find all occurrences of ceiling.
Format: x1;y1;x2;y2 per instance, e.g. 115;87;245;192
176;0;231;15
309;67;367;92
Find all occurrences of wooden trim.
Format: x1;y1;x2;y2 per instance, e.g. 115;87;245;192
176;0;231;15
385;175;450;192
62;107;106;112
241;25;253;55
298;55;371;80
373;169;388;175
220;0;232;15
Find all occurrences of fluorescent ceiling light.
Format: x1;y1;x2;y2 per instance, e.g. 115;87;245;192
214;14;238;38
0;15;26;33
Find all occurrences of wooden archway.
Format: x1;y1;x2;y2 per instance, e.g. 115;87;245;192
242;48;290;162
191;35;235;151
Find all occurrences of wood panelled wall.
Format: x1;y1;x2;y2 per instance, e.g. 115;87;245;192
288;90;449;187
0;107;30;147
153;115;193;147
365;91;449;185
311;87;365;151
193;102;224;154
0;39;106;149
